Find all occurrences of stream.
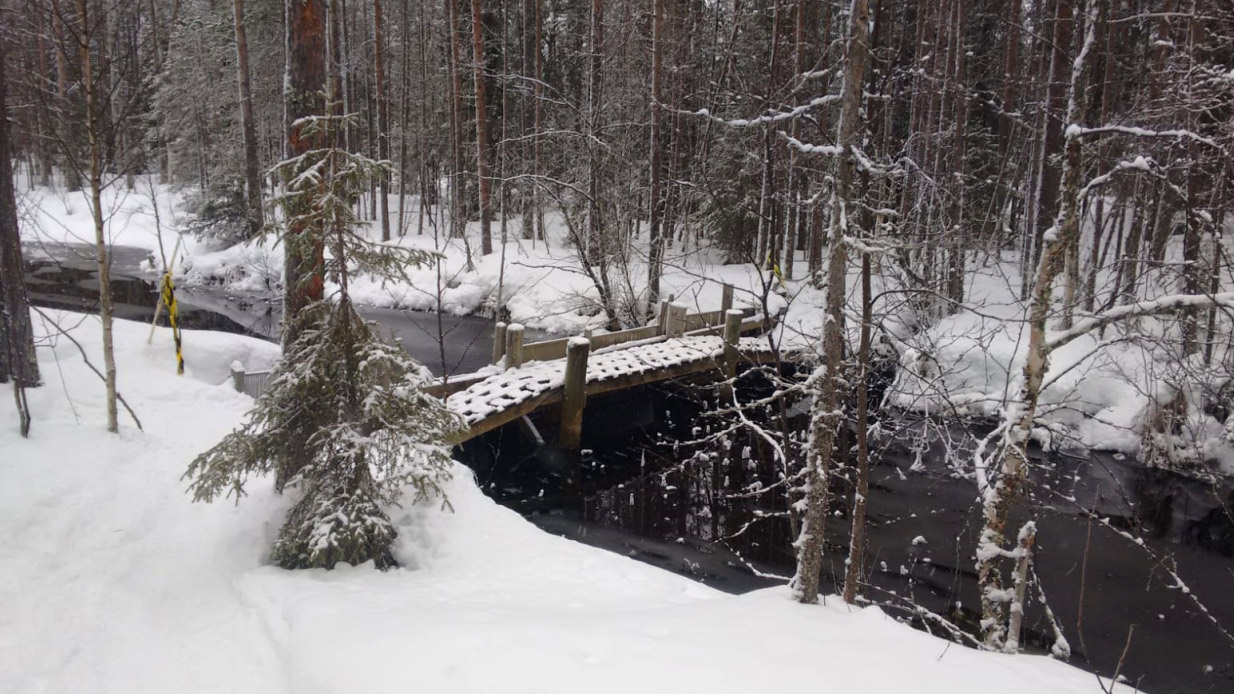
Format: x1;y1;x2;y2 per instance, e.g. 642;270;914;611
21;242;546;376
23;242;1234;694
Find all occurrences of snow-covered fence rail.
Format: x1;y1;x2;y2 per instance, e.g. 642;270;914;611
493;284;743;367
229;362;272;400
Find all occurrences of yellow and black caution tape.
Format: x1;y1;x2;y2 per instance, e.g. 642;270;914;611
159;272;184;375
766;252;788;290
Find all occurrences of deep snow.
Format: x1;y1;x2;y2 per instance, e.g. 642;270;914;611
0;311;1125;693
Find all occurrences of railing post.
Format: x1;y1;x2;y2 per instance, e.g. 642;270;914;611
666;303;687;338
492;321;508;364
657;294;674;335
505;323;525;368
560;337;591;452
230;361;245;393
720;309;743;402
721;283;734;316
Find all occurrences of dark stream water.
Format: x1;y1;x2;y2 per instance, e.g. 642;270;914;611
21;242;545;376
24;243;1234;694
459;371;1234;694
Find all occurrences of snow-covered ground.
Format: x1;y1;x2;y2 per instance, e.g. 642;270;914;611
15;177;788;335
0;311;1123;693
18;175;1231;472
886;255;1234;474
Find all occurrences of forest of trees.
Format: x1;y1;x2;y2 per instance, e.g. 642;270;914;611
2;0;1230;329
3;0;1234;661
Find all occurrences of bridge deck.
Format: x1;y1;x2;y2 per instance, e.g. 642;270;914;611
446;334;779;442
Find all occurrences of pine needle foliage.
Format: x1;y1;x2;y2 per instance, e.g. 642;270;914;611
184;107;462;569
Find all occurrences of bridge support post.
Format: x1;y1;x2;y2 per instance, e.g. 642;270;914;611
721;283;734;315
560;337;591;453
492;321;508;364
720;309;743;402
506;323;525;367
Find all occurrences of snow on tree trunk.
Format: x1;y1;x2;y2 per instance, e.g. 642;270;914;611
792;0;869;606
977;0;1101;649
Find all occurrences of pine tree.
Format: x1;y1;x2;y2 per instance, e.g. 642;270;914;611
184;110;463;570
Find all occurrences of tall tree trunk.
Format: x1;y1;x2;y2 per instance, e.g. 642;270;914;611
374;0;391;241
284;0;329;344
1033;0;1074;275
646;0;664;314
978;0;1100;650
0;29;42;396
471;0;493;255
76;0;118;433
233;0;265;238
792;0;869;606
447;0;466;240
585;0;603;266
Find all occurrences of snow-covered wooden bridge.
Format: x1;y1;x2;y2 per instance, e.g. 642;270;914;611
227;289;784;449
425;295;780;447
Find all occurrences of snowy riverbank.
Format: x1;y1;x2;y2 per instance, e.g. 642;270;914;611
0;310;1124;693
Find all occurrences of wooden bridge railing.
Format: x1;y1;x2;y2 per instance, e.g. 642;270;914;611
426;284;765;399
493;284;743;367
229;285;763;402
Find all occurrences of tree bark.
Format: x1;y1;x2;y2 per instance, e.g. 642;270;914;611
471;0;493;255
374;0;391;241
0;29;41;391
233;0;265;238
646;0;664;315
978;0;1101;649
793;0;869;606
284;0;329;343
76;0;118;433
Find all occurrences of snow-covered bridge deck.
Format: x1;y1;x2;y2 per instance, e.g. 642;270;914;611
438;332;781;444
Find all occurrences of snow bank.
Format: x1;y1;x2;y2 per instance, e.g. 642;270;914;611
0;311;1121;693
886;259;1234;473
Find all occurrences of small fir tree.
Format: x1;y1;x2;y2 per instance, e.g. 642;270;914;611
184;107;462;569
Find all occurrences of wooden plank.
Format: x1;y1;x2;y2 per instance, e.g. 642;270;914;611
589;324;659;350
454;386;564;443
521;337;570;363
584;354;721;398
425;372;489;398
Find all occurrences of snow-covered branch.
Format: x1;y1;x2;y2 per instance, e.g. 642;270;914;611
1069;124;1223;150
1048;293;1234;350
667;94;840;128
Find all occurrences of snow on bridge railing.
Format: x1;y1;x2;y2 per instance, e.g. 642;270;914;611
229;361;272;400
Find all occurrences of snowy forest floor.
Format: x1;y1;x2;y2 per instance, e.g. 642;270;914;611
0;309;1127;693
17;176;1234;475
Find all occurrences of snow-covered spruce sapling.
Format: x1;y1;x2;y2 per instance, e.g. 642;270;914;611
184;109;463;569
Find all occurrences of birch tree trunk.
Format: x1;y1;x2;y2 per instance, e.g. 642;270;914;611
76;0;118;433
977;0;1100;649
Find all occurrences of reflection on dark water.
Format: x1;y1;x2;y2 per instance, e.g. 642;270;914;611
21;242;545;376
462;372;1234;694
